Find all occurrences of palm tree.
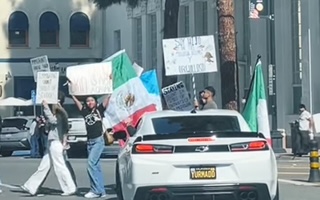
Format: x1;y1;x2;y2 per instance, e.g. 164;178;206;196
217;0;238;109
91;0;179;88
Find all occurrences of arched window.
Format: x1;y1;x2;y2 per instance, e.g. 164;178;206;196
39;12;59;46
8;11;29;46
70;12;90;47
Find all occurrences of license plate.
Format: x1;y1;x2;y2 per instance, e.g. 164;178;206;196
190;167;216;180
5;134;12;138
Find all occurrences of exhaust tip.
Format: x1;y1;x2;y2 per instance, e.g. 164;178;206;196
158;193;169;200
239;191;248;200
248;191;257;200
148;194;158;200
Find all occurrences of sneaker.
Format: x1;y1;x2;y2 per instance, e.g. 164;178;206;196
100;194;107;198
20;185;36;196
61;191;76;196
84;192;100;198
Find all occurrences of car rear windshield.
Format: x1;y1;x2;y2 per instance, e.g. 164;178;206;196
2;118;28;130
151;116;240;135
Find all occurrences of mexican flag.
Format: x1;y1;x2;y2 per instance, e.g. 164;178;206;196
104;50;157;132
242;58;271;145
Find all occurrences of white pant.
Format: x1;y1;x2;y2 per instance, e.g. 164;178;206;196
23;140;76;195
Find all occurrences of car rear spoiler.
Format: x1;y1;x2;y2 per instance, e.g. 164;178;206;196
134;131;266;143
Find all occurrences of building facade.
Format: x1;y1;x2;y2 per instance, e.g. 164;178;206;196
104;0;250;111
104;0;320;134
0;0;104;116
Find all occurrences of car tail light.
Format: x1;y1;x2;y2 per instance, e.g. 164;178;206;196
230;141;269;152
132;144;174;154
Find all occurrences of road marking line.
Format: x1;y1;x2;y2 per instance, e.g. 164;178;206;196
278;179;320;186
278;166;309;169
277;160;308;162
278;172;309;175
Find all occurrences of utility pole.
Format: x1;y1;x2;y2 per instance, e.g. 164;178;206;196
267;0;277;130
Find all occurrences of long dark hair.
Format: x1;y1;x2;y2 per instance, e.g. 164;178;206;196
53;104;69;133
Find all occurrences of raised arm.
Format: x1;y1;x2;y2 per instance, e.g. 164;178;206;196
42;100;57;124
72;95;83;111
101;95;111;109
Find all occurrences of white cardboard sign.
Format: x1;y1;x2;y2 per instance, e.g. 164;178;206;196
36;72;59;104
67;62;113;96
162;81;193;111
162;35;218;76
30;55;51;82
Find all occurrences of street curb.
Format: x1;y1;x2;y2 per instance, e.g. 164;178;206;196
279;179;320;186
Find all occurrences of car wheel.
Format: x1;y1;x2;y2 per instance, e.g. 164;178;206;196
273;182;279;200
115;162;124;200
1;151;13;157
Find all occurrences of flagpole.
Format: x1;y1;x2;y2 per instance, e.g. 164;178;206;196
242;54;261;111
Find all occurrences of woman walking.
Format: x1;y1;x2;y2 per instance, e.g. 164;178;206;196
72;95;109;198
21;100;76;196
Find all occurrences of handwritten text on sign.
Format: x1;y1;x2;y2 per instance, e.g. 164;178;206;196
36;72;59;104
162;81;193;111
67;62;113;96
162;35;218;76
30;55;51;82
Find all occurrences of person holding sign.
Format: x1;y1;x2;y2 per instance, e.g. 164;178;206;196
21;100;76;196
72;95;110;198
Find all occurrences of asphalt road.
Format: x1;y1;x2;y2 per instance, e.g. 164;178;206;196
1;155;320;200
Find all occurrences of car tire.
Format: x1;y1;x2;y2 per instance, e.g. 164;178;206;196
273;182;279;200
115;162;124;200
1;151;13;157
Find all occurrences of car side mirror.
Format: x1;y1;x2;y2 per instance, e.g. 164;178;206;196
113;131;127;140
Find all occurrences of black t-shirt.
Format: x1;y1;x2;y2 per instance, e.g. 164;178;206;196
81;104;105;139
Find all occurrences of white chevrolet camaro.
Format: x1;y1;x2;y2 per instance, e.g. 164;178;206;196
114;109;279;200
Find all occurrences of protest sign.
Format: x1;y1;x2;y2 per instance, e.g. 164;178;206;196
66;62;113;96
36;72;59;104
30;55;51;82
162;81;193;111
162;35;218;76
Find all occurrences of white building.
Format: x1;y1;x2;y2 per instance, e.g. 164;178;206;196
0;0;104;116
104;0;320;136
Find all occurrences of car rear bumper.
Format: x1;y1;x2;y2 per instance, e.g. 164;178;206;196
134;183;272;200
0;140;30;151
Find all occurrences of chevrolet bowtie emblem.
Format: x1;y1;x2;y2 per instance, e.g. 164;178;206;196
195;146;209;152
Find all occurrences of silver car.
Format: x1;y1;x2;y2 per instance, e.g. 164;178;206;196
0;116;33;157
